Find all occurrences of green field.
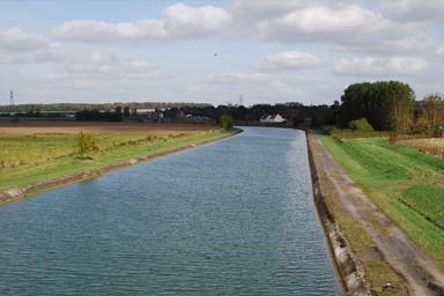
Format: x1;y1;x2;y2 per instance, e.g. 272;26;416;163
0;134;149;168
0;129;233;193
402;185;444;229
320;135;444;267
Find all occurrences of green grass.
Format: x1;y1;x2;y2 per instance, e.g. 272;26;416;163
320;135;444;267
0;133;152;168
329;128;390;140
0;129;233;192
402;185;444;229
315;168;408;295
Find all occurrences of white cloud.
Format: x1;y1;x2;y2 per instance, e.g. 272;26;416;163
0;41;162;80
380;0;444;22
334;34;433;55
333;56;427;76
60;51;163;84
209;72;272;84
0;43;62;64
256;51;322;71
52;19;167;41
256;4;427;54
2;2;443;105
0;28;48;51
436;47;444;56
52;3;232;41
228;0;313;22
208;72;291;92
163;3;232;38
0;27;162;79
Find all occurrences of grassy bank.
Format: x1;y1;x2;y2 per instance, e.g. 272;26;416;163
320;135;444;268
0;129;235;193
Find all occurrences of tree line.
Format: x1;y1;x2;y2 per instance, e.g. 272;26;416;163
0;102;210;112
2;80;442;135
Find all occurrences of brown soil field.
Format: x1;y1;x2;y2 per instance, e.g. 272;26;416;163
0;121;216;135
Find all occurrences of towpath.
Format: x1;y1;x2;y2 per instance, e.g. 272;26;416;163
309;134;444;295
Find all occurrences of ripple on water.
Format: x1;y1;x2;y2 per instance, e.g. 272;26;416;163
0;127;339;295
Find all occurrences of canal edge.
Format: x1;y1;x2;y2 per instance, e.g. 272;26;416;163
0;129;242;205
303;130;371;296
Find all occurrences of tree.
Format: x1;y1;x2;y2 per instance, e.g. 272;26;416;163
414;114;430;134
422;93;444;132
219;114;233;131
311;105;333;127
77;132;98;158
123;106;130;118
114;106;123;122
340;81;415;132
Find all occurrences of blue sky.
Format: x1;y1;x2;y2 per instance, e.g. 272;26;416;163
1;0;443;106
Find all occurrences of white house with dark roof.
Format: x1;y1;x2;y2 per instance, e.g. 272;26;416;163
260;113;286;124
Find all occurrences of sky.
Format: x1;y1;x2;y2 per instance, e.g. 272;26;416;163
0;0;444;106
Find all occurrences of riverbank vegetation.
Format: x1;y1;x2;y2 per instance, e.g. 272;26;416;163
0;123;234;193
320;135;444;268
311;80;444;293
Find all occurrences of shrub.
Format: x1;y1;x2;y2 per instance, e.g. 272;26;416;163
348;118;374;132
329;127;344;142
77;132;98;158
219;114;233;131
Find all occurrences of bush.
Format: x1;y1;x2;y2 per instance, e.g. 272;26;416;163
219;114;233;131
329;127;347;141
77;132;98;158
348;118;374;132
414;115;432;135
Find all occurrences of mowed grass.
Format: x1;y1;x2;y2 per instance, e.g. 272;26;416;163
402;185;444;229
315;169;408;295
0;129;232;192
320;136;444;267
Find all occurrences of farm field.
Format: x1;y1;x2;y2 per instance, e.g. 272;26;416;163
397;138;444;159
320;135;444;268
0;121;231;193
0;121;213;135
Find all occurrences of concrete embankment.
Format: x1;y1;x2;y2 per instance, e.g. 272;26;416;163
305;132;370;295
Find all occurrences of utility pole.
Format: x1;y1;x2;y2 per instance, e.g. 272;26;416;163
10;90;14;112
239;94;243;106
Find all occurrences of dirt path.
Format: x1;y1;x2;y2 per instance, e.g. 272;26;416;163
309;135;444;295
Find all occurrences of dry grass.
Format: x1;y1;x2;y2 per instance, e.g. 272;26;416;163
397;138;444;158
0;122;217;170
0;124;231;191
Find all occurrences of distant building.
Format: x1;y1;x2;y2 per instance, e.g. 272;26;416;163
260;113;287;124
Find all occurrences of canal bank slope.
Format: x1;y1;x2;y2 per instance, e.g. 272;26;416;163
0;129;240;205
306;133;444;296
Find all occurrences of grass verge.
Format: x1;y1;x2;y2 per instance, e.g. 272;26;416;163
313;156;408;295
320;135;444;268
0;129;236;195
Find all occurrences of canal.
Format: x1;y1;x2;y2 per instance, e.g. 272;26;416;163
0;127;339;295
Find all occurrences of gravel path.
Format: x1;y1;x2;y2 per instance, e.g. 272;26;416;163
310;134;444;295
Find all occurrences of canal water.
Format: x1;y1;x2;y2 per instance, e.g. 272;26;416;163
0;127;339;295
